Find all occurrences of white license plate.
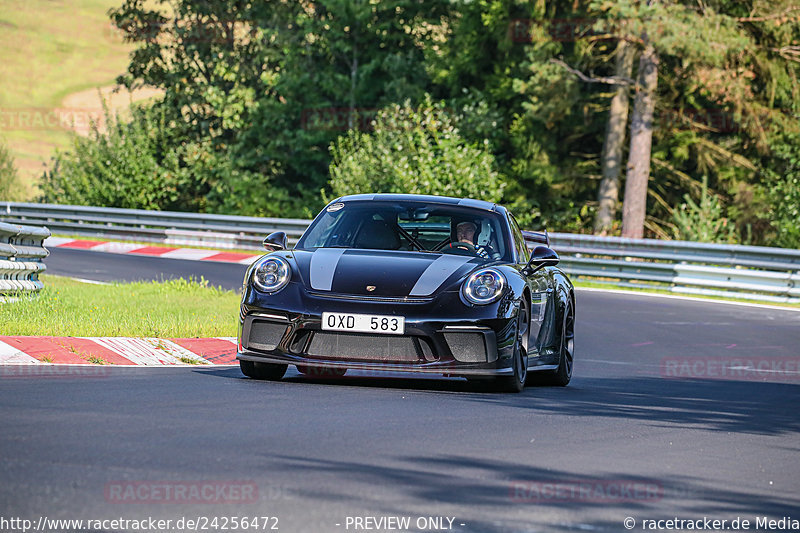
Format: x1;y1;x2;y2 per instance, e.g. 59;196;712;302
322;312;405;335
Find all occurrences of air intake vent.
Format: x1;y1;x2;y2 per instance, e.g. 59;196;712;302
444;333;488;363
245;320;288;352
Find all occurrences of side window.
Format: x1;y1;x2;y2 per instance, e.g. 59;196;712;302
509;215;529;264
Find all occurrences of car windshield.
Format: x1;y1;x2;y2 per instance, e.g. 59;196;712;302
296;201;511;261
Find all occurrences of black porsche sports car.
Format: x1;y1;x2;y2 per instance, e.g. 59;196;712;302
237;194;575;392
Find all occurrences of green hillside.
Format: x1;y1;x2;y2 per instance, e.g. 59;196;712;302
0;0;133;199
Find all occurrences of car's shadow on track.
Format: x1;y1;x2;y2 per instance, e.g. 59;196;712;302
195;366;535;394
464;376;800;436
198;367;800;436
263;452;800;532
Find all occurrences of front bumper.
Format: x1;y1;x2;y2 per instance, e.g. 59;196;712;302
237;352;514;376
236;283;519;376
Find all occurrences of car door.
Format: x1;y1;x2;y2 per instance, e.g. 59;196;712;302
508;214;551;357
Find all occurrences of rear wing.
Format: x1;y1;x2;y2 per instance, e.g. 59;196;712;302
522;230;550;247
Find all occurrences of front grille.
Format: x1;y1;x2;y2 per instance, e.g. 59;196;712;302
306;332;425;363
245;320;288;352
444;332;488;363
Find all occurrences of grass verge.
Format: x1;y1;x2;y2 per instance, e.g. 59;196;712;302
0;275;240;337
0;0;137;197
3;275;794;340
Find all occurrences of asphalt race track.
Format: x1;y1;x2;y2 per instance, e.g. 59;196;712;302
43;247;249;290
1;250;799;532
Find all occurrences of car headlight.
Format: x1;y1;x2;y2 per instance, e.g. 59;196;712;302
462;268;506;305
252;256;291;294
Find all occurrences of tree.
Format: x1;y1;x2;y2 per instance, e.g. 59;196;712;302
39;0;800;247
264;0;450;213
595;40;635;235
553;0;757;238
103;0;450;216
621;39;658;238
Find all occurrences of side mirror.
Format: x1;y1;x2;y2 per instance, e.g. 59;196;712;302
523;246;559;275
263;231;288;252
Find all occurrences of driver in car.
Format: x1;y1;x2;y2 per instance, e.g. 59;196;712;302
454;221;499;259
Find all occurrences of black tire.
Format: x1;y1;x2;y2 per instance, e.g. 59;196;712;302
536;298;574;387
494;297;530;393
296;365;347;378
240;360;287;380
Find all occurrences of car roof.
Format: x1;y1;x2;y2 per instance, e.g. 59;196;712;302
334;193;504;214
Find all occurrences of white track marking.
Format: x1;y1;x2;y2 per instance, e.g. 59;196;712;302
144;338;212;364
43;237;74;247
0;340;42;364
69;277;111;285
575;287;800;313
159;249;218;261
84;338;209;365
45;238;259;264
87;242;144;253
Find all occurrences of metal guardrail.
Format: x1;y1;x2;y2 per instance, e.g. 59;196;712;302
2;202;799;304
0;220;50;296
1;202;311;249
543;233;800;304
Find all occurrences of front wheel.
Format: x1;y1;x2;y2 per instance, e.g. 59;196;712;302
240;360;287;380
494;298;529;393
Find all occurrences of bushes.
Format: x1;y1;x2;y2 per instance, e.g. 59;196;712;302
328;98;505;203
763;135;800;249
39;98;291;216
671;176;738;243
40;103;198;211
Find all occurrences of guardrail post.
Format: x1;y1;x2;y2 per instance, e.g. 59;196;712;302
0;221;50;298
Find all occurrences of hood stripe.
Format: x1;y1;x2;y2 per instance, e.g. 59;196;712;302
409;255;473;296
309;248;346;291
